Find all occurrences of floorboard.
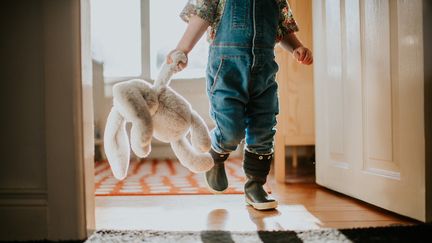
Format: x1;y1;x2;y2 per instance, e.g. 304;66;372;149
96;180;419;231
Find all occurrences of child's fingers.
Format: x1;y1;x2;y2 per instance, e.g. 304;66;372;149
166;56;173;64
174;60;188;72
177;62;187;71
166;51;174;64
307;51;313;64
299;51;307;62
166;49;189;72
308;56;314;64
294;48;306;62
303;53;312;65
303;57;312;65
293;48;313;65
300;50;313;65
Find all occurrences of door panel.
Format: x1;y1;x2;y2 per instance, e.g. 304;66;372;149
325;0;345;159
362;0;398;173
313;0;426;221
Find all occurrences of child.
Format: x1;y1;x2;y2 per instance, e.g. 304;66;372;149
167;0;313;210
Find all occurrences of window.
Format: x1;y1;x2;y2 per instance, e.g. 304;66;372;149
91;0;208;82
91;0;142;79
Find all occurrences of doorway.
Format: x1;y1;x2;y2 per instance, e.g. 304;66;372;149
80;0;427;236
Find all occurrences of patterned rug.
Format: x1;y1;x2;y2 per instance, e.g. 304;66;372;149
94;158;247;196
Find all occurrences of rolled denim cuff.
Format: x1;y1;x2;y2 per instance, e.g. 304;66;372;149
243;150;273;177
210;148;230;164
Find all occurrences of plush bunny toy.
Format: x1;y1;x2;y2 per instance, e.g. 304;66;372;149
104;51;214;180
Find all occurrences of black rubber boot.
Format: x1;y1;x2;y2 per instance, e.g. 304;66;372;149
205;148;230;193
243;150;278;210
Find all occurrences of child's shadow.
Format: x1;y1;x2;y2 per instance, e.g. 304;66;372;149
200;207;283;243
204;207;282;231
201;209;233;243
205;208;230;231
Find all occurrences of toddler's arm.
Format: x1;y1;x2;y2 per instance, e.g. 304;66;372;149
167;15;210;71
280;32;313;65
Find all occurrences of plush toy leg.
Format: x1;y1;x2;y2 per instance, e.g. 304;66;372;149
171;137;214;173
104;108;130;180
130;122;152;158
190;110;211;152
113;83;153;158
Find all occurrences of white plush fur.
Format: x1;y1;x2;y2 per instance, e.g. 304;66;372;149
104;51;214;180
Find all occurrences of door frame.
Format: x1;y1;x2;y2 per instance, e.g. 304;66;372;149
46;0;96;239
43;0;93;240
424;0;432;222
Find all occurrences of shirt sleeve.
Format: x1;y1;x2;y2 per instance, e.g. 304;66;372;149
277;0;300;41
180;0;219;25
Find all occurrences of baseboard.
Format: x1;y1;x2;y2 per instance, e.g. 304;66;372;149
0;189;48;241
0;206;48;241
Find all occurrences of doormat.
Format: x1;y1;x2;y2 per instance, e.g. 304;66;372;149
85;223;432;243
94;158;252;196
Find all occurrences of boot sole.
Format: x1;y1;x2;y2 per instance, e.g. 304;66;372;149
246;198;278;210
204;174;228;194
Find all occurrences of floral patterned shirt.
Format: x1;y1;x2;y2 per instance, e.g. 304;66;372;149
180;0;299;42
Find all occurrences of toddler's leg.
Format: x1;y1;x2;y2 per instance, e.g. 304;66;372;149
205;55;250;193
206;93;246;193
243;63;279;210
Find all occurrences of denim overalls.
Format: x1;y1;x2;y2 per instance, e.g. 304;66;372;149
206;0;280;155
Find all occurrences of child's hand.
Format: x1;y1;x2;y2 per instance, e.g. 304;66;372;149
293;47;313;65
166;49;188;72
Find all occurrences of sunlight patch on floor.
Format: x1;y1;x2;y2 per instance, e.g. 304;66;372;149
96;196;322;231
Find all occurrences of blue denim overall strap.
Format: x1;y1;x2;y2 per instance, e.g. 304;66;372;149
206;0;280;154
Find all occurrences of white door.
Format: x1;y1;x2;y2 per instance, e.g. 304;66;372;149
313;0;426;221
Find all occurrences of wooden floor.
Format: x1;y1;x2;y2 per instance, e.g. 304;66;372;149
95;178;419;231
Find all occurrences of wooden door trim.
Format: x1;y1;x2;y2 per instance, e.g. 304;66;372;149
424;0;432;223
